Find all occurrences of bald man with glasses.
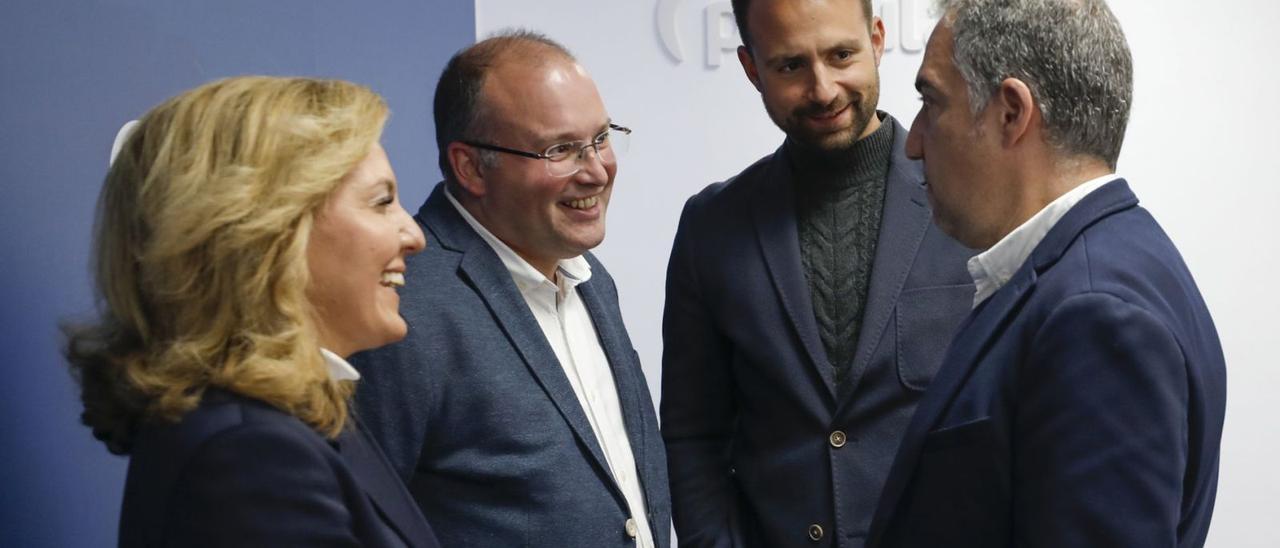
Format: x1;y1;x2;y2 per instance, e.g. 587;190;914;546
350;31;670;548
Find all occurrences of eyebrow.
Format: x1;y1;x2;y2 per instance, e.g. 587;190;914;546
371;177;396;195
538;120;613;145
827;39;864;53
764;53;803;69
764;39;863;68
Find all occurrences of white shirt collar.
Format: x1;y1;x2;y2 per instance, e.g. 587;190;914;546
444;187;593;292
320;347;361;381
968;173;1120;308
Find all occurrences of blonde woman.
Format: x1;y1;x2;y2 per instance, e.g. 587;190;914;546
65;76;438;547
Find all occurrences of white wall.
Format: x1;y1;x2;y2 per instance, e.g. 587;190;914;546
475;2;1280;546
1106;2;1280;546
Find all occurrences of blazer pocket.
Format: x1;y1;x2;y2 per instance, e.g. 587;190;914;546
906;416;1009;546
922;416;995;453
896;283;974;391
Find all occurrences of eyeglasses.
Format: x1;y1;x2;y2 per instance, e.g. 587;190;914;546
463;124;632;177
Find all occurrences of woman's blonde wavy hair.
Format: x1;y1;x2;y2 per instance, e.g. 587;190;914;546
65;76;389;454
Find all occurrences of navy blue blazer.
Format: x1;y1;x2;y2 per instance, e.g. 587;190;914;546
866;180;1227;548
661;118;974;547
350;183;671;548
118;389;439;548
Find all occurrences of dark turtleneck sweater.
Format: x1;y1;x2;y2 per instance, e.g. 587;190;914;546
787;114;896;390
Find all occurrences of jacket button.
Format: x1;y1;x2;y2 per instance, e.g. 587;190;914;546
829;430;847;448
625;518;638;538
808;523;824;541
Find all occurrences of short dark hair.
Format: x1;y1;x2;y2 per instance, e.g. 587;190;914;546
732;0;874;55
937;0;1133;168
432;29;575;184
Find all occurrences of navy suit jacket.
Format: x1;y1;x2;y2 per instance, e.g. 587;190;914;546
661;118;974;547
118;389;439;548
350;183;671;547
867;180;1227;548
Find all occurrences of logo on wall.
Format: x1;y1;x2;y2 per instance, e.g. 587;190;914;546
657;0;938;67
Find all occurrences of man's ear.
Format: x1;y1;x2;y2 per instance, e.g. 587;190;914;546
995;77;1037;148
738;45;763;92
870;16;886;67
447;141;487;198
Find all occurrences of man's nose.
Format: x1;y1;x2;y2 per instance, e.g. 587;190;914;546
808;65;839;106
574;145;610;184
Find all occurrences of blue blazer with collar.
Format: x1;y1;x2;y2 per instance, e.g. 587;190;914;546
118;388;440;548
661;117;975;547
866;180;1227;548
350;183;671;548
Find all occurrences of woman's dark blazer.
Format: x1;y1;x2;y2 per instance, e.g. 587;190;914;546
116;388;439;547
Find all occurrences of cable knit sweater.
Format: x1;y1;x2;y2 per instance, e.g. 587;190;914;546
789;115;895;389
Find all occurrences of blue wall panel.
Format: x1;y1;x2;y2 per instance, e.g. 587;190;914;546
0;1;475;545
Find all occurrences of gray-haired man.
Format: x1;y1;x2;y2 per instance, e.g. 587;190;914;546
867;1;1226;546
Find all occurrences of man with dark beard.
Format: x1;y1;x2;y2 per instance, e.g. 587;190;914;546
661;1;974;546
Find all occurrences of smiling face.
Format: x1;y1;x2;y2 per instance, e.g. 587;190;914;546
907;22;1008;249
739;0;885;152
306;143;426;357
466;57;615;278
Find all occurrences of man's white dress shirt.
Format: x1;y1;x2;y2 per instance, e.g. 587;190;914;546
968;174;1120;307
446;190;654;548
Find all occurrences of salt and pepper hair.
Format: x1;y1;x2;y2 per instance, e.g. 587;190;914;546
936;0;1133;168
433;28;576;187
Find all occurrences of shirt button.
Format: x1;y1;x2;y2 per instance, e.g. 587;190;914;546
625;518;638;538
829;430;847;448
808;523;824;541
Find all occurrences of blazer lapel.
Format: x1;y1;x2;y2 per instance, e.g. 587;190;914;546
840;119;934;401
750;149;837;400
577;277;652;508
867;262;1037;546
867;178;1141;545
419;184;614;484
334;424;438;547
577;279;647;463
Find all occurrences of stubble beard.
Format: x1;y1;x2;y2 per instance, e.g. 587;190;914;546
767;79;881;157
